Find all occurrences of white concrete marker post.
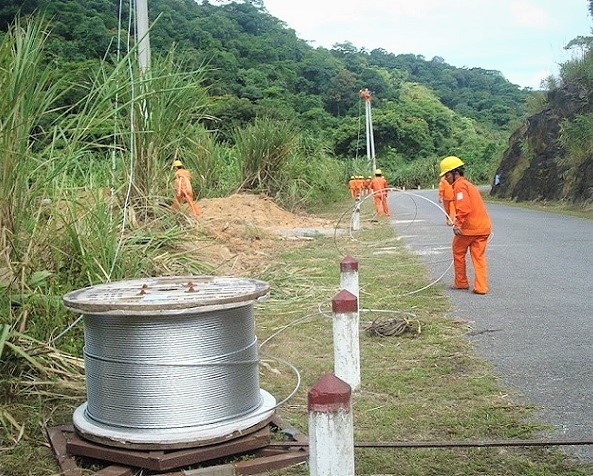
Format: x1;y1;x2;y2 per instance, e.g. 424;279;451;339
308;373;354;476
352;197;361;231
332;290;360;390
340;256;359;308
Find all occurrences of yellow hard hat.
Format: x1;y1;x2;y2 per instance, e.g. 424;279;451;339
172;160;183;168
439;156;464;176
374;169;382;175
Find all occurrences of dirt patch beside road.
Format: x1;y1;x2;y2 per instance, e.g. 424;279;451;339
182;193;340;275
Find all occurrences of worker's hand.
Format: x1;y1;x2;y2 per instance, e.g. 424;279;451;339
453;226;462;236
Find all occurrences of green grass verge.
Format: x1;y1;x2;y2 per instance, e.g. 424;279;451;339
257;199;592;475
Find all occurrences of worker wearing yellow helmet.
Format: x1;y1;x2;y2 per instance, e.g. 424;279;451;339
368;168;390;216
364;175;372;196
172;159;201;217
438;169;456;226
355;175;365;197
348;175;357;198
440;156;491;294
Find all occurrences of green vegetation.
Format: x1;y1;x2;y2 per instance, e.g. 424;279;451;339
490;0;593;204
2;0;534;188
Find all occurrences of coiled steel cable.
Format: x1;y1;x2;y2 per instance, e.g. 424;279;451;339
82;305;262;430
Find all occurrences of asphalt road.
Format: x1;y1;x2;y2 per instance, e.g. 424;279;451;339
388;188;593;460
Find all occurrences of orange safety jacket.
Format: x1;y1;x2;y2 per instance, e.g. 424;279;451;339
438;176;454;202
348;179;357;198
174;169;193;197
369;176;388;196
452;177;491;235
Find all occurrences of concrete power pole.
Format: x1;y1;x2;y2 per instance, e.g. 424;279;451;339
135;0;151;72
359;88;376;173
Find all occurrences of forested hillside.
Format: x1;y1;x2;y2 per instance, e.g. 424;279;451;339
1;0;530;185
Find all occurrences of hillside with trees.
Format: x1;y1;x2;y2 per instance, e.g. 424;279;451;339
1;0;531;187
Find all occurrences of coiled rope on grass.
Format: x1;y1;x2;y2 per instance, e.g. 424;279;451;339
364;315;421;337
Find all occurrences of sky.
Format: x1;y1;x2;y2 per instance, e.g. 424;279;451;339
262;0;592;89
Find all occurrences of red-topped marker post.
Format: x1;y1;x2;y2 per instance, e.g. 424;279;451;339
308;374;354;476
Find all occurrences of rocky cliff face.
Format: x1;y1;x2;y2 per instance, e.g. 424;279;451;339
491;82;593;203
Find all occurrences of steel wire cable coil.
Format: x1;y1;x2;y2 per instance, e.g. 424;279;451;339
82;305;262;430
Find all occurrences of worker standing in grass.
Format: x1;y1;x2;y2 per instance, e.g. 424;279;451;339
356;176;365;197
438;175;455;226
439;156;491;295
368;168;390;216
172;159;201;217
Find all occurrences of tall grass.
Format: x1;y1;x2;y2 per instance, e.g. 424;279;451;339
558;112;593;195
0;18;69;297
0;17;217;344
124;50;213;219
233;119;347;210
234;117;299;195
559;47;593;87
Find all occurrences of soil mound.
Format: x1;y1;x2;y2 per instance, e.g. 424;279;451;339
186;193;338;275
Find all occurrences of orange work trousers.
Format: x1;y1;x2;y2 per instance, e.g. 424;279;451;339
373;194;390;216
443;199;455;225
452;234;489;294
173;192;201;217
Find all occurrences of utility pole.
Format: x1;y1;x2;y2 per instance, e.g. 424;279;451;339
135;0;151;72
359;88;376;172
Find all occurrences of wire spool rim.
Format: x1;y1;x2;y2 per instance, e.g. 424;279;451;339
63;275;270;314
72;389;277;450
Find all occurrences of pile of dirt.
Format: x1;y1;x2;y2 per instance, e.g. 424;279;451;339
199;193;331;229
185;193;338;274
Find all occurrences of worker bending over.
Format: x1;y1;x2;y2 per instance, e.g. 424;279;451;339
172;160;201;217
368;169;390;216
439;156;491;294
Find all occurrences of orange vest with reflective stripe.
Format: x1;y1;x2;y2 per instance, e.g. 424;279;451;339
452;177;491;235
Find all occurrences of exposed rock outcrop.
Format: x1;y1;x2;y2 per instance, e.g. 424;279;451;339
491;82;593;203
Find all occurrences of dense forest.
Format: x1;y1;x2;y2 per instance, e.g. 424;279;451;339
1;0;532;186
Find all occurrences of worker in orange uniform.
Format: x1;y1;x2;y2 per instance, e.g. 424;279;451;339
438;175;455;226
368;169;390;216
348;176;357;198
365;176;372;196
439;156;491;295
356;176;365;197
172;160;201;217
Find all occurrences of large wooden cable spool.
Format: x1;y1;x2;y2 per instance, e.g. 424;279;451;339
63;275;276;450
